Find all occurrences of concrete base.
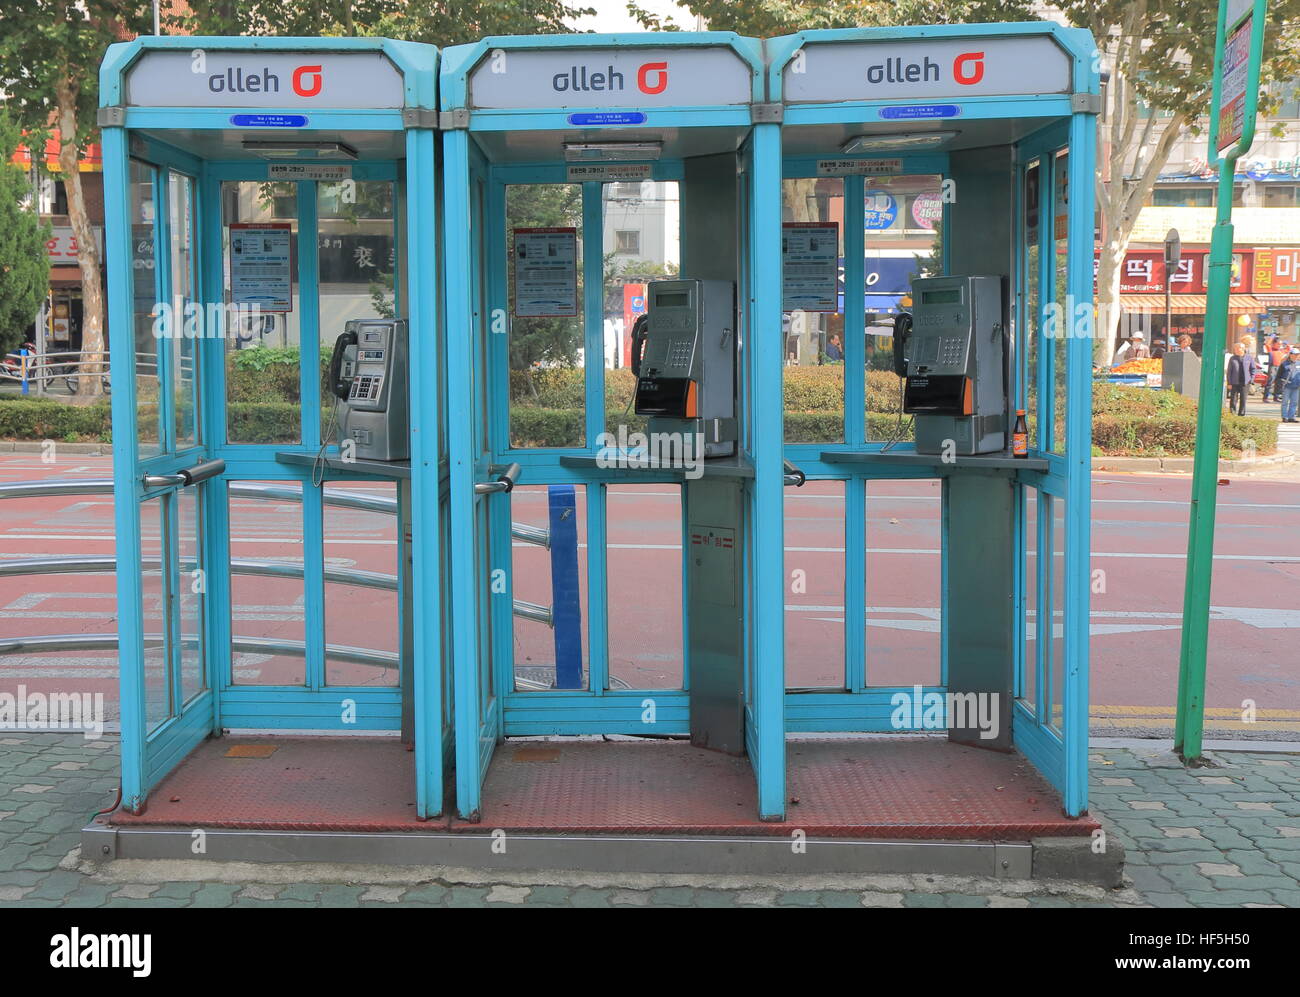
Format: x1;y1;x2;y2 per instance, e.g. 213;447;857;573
81;822;1119;884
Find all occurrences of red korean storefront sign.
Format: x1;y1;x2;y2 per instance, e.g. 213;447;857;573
1095;248;1252;293
1252;248;1300;293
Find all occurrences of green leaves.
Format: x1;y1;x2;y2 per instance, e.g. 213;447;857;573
0;111;51;355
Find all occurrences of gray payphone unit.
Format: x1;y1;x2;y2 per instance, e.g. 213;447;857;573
632;279;736;458
329;318;409;461
897;274;1006;456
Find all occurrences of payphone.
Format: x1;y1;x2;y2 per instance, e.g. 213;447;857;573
896;274;1007;456
329;318;410;461
632;279;737;458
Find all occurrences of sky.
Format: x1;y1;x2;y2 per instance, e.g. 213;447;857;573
572;0;701;34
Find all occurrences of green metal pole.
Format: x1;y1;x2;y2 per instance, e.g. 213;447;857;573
1173;182;1235;761
1174;0;1267;760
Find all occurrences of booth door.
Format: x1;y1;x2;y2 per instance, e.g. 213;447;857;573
1011;126;1089;812
213;170;405;732
114;163;216;808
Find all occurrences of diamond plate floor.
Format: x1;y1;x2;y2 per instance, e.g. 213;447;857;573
109;735;1096;838
109;736;427;832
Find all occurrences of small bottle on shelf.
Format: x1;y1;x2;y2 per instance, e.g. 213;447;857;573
1012;409;1029;458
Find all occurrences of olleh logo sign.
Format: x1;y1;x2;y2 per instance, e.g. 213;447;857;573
552;62;670;94
864;51;985;86
207;63;324;96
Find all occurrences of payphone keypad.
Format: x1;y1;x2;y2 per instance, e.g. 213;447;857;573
939;337;965;367
668;340;693;369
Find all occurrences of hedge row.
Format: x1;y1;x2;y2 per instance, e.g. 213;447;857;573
0;369;1281;459
1092;412;1277;458
511;364;906;414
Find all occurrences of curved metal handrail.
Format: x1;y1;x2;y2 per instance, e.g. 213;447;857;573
0;632;397;669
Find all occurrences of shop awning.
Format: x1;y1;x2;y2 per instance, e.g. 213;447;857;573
48;266;81;288
1257;296;1300;309
1119;294;1263;315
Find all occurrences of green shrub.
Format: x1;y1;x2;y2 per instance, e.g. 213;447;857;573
226;347;302;404
226;402;301;444
1091;384;1276;457
0;398;112;441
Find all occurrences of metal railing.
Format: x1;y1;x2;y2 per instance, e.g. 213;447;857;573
0;476;558;668
0;349;179;393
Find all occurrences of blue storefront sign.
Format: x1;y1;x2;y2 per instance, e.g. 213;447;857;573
864;192;898;229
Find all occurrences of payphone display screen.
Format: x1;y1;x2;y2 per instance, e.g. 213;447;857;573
920;287;962;305
655;291;690;307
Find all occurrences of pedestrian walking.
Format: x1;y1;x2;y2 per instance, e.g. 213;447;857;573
1267;336;1290;401
1281;347;1300;424
1225;342;1258;417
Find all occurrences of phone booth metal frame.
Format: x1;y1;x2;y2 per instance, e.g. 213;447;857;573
767;23;1098;815
437;32;788;821
98;36;446;817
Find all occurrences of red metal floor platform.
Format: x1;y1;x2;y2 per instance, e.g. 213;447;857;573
109;735;1096;839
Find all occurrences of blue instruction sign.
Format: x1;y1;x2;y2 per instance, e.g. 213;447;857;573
879;104;961;120
230;113;309;128
568;112;647;126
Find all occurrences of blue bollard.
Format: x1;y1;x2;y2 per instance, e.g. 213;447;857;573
548;484;584;690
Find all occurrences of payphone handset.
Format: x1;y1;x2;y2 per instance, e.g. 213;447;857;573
633;279;736;458
328;318;409;462
900;275;1007;456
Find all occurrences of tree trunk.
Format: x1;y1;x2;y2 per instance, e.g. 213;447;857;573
1095;243;1125;364
56;80;105;401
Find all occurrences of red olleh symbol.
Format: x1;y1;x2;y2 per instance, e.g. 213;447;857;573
637;61;668;94
292;64;323;97
953;51;984;85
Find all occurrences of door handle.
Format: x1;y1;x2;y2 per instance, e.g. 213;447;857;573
473;462;520;495
143;458;226;491
783;459;806;487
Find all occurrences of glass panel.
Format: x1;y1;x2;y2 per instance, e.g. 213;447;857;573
510;484;590;690
318;180;396;443
603;180;679;437
781;177;844;443
324;482;399;687
227;480;305;685
131;160;162;457
506;183;584;448
607;483;681;690
139;500;170;731
785;480;845;689
865;478;942;686
223;181;301;445
1050;495;1066;733
1020;487;1038;716
168;171;198;448
866;175;943;441
176;485;205;704
1051;151;1069;454
1024;160;1041;449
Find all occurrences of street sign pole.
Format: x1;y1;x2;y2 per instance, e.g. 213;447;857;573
1164;228;1180;353
1174;0;1267;761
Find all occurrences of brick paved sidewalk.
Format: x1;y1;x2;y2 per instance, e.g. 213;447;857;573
1;733;1297;907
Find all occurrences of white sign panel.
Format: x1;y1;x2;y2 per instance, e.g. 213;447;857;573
513;228;578;317
784;37;1072;102
229;223;293;312
268;164;352;181
566;164;653;182
782;223;840;313
1217;16;1253;153
125;51;404;108
46;227;103;264
817;158;904;177
469;48;752;109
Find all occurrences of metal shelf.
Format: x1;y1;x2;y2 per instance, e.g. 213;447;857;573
820;450;1050;472
559;452;755;480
